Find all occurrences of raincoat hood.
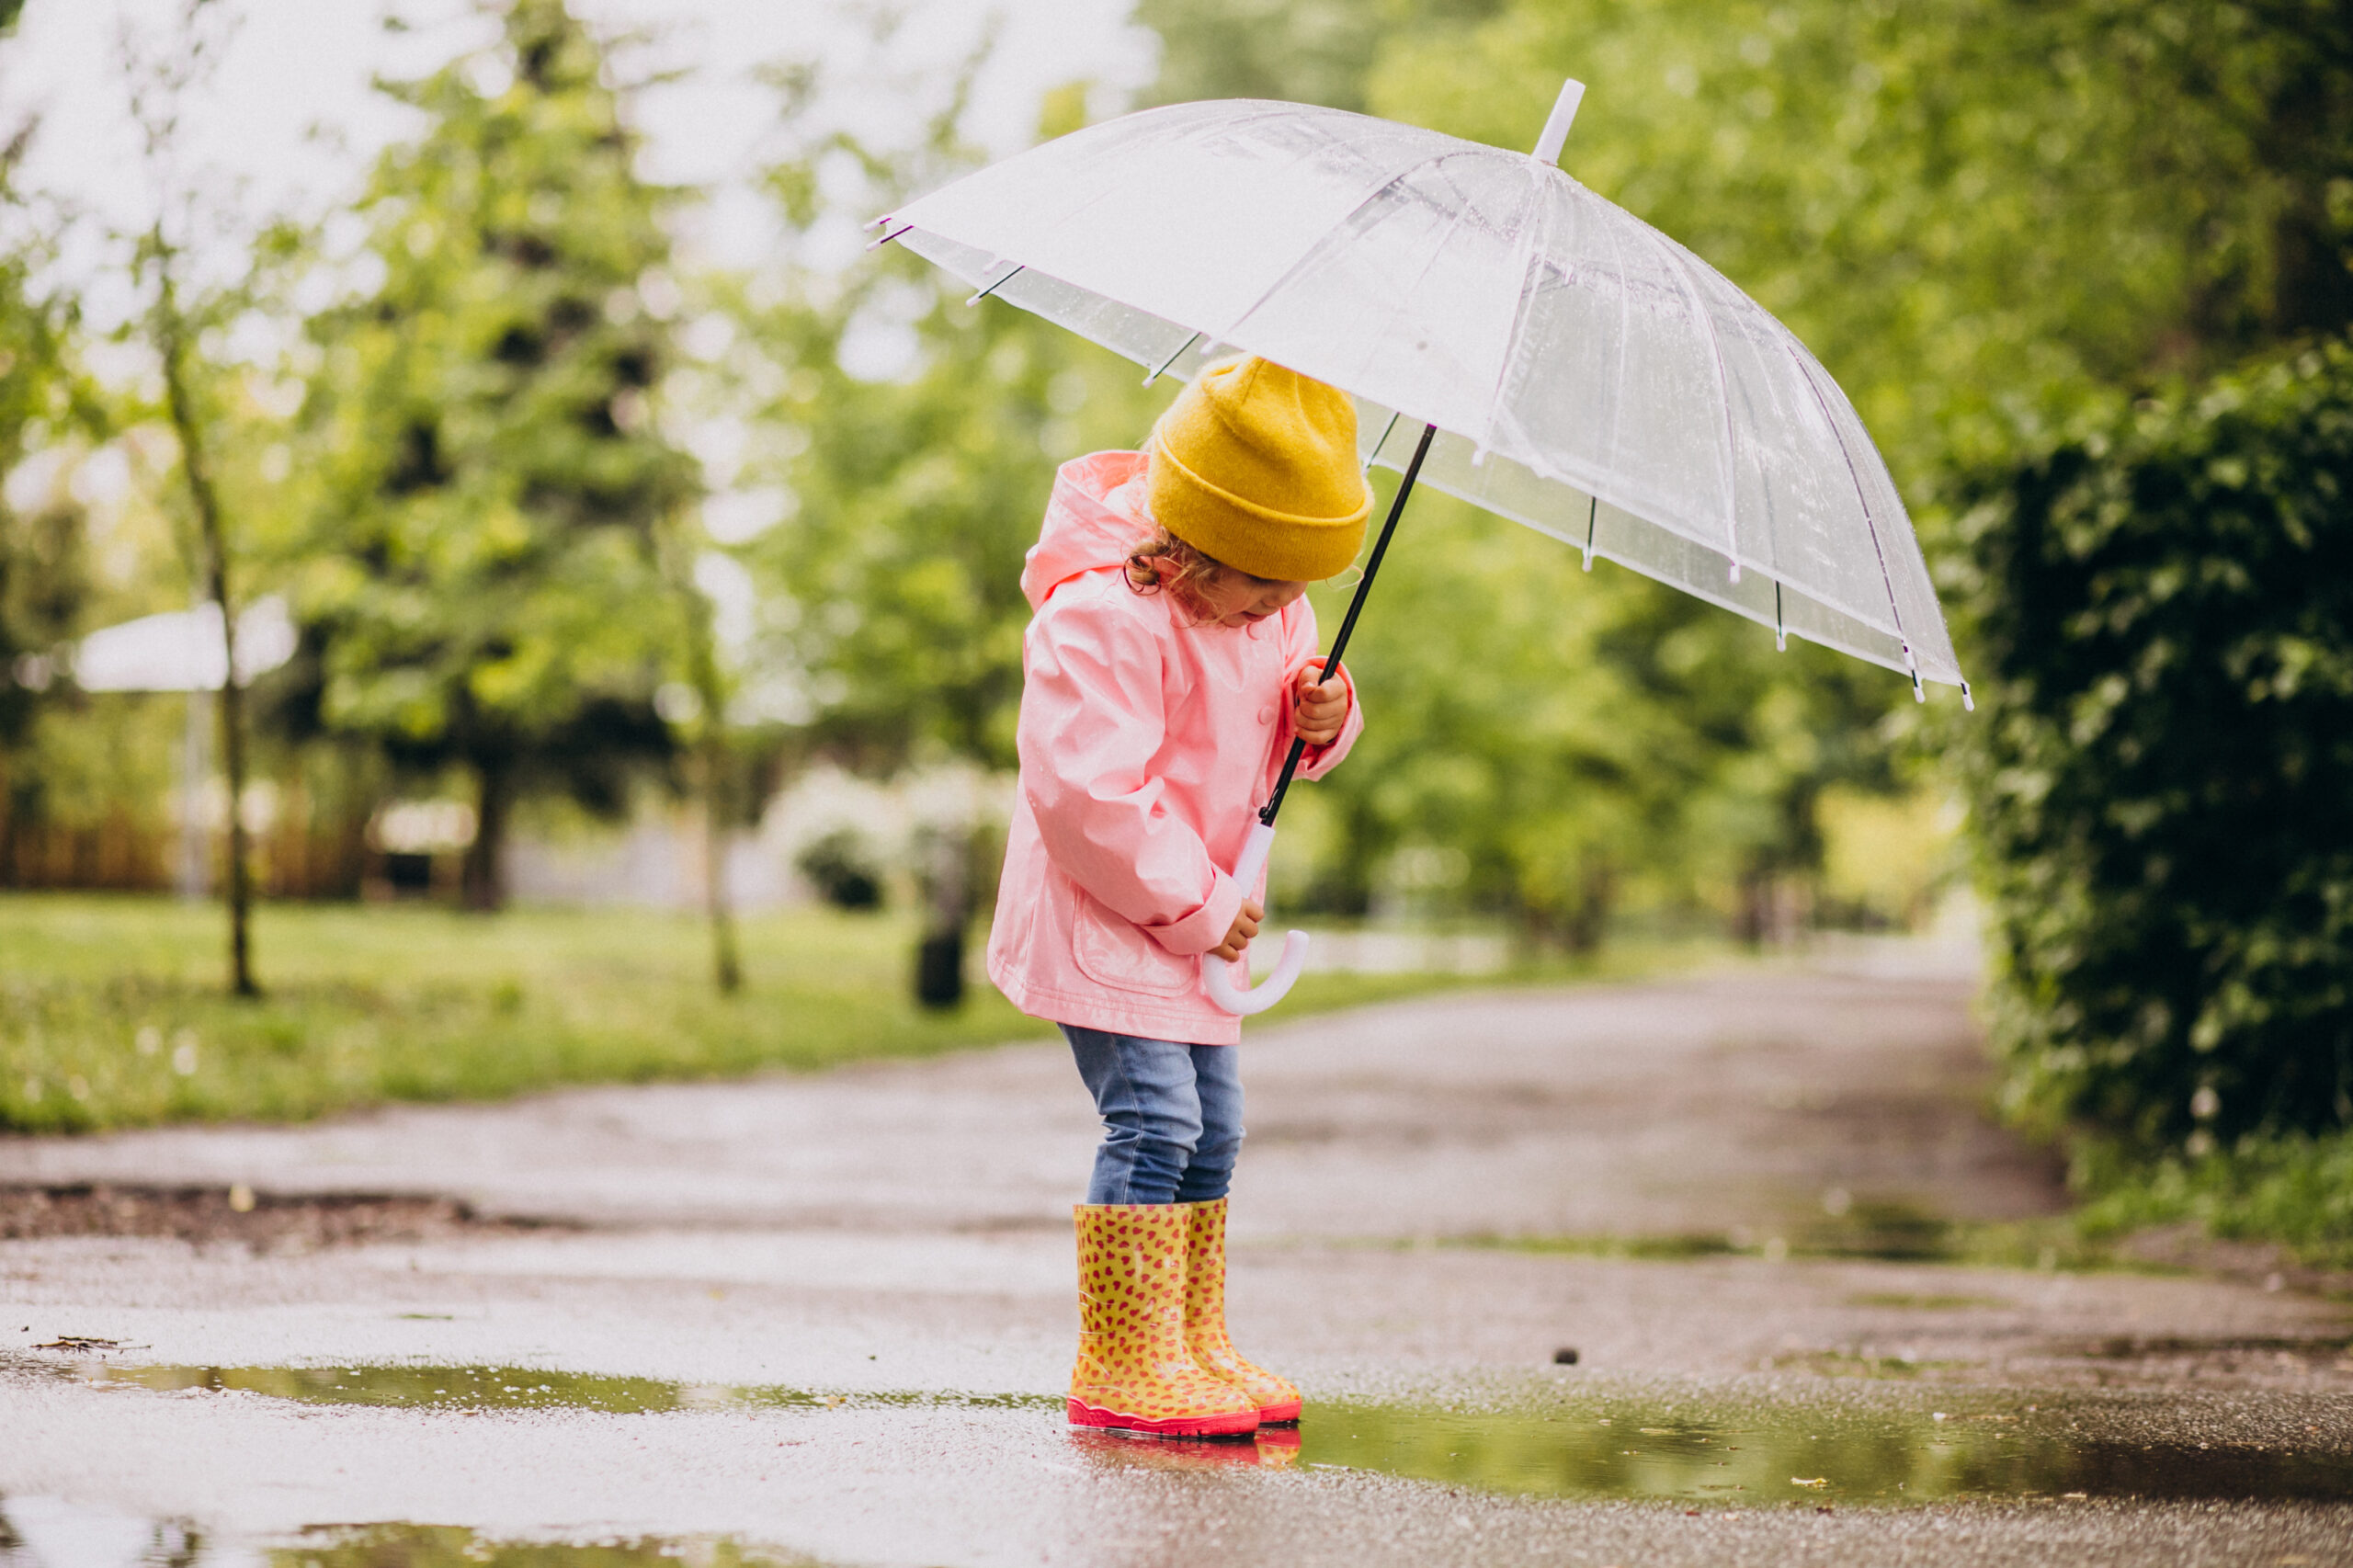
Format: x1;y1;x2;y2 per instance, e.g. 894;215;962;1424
1020;450;1154;610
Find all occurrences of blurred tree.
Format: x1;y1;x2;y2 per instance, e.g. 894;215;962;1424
0;142;84;768
293;0;698;912
736;78;1162;776
0;176;91;892
730;64;1170;996
117;0;282;994
1135;0;1503;113
651;504;744;992
1957;341;2353;1147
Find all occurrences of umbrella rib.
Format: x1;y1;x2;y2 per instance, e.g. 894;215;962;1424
965;264;1023;305
1473;162;1554;465
1598;196;1632;493
1778;335;1920;691
1633;220;1744;584
1143;331;1203;385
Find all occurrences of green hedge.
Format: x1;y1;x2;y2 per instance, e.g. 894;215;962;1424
1960;340;2353;1148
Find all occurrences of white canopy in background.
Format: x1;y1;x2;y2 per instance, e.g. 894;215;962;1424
74;596;297;694
883;97;1965;696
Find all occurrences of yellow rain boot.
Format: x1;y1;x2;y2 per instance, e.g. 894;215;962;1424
1182;1198;1303;1424
1068;1203;1260;1437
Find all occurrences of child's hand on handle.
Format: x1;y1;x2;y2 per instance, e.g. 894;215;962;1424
1209;896;1264;961
1292;664;1349;746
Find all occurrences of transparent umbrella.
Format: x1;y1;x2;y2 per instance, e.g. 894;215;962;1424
876;81;1969;1013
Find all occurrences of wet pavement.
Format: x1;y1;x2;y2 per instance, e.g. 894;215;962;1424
3;960;2350;1564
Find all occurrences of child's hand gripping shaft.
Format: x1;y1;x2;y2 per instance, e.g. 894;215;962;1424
1202;822;1311;1016
1203;665;1347;1014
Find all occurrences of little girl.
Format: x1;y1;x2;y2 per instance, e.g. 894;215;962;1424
987;355;1370;1438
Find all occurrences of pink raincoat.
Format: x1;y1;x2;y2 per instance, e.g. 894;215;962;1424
986;450;1364;1045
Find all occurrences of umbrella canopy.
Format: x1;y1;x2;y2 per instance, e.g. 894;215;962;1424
880;93;1965;700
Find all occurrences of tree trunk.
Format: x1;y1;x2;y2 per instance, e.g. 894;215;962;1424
156;271;257;998
656;501;742;994
1562;857;1615;954
701;734;741;994
914;823;972;1010
461;764;510;913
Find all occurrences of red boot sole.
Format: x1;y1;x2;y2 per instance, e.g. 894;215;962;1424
1066;1397;1259;1437
1256;1399;1302;1425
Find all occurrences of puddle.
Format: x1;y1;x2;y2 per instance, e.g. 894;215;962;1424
1298;1393;2353;1506
1459;1200;1971;1266
1844;1293;2014;1312
89;1361;1057;1416
272;1522;822;1566
58;1362;2353;1508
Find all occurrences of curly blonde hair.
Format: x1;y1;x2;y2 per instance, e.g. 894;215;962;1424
1123;525;1234;624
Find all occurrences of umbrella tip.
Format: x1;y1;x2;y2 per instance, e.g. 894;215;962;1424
1532;78;1585;165
1961;679;1976;712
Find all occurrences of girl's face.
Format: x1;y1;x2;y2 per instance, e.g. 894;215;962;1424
1192;567;1310;628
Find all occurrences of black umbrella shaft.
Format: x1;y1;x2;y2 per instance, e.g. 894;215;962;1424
1258;420;1438;829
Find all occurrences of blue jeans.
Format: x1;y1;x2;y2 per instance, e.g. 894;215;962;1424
1061;1025;1245;1206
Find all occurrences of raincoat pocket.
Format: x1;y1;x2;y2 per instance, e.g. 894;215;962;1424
1070;888;1193;997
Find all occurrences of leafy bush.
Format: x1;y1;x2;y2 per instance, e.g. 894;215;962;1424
1959;340;2353;1147
794;828;885;912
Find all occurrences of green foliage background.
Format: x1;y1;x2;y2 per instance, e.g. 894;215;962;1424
290;0;699;904
1959;342;2353;1145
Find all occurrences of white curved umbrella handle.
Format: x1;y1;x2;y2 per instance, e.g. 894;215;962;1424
1201;822;1310;1017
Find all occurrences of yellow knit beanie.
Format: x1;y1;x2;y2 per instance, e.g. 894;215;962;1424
1147;356;1371;582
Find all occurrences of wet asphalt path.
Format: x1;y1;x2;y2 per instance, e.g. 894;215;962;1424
2;956;2349;1564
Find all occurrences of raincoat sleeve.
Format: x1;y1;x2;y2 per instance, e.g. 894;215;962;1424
1018;595;1245;958
1281;600;1363;782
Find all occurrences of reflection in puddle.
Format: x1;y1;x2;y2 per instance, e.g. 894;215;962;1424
1300;1395;2353;1506
0;1495;210;1568
271;1523;818;1566
93;1362;1057;1416
0;1505;820;1568
1068;1426;1302;1471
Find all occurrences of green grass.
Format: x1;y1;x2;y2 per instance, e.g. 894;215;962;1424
2068;1132;2353;1272
1;893;1699;1135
